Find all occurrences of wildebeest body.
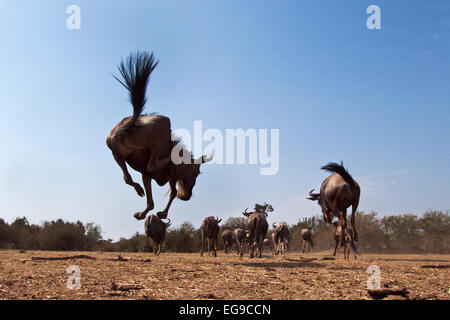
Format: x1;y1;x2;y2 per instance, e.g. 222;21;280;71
200;216;221;257
221;229;234;254
144;214;171;255
246;213;268;258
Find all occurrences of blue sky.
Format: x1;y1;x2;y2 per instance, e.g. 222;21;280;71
0;1;448;240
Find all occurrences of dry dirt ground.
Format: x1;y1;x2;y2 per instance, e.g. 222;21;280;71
0;250;448;300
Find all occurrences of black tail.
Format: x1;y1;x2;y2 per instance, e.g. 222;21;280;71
307;188;320;201
113;51;159;137
321;161;357;190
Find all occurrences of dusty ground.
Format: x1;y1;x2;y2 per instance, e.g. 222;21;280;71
0;250;448;300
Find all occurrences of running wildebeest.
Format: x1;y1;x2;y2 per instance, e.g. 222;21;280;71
272;222;289;258
144;214;171;255
308;161;360;243
243;208;268;258
300;228;314;254
106;51;212;221
200;216;222;257
234;227;247;259
332;222;359;259
221;229;234;254
270;232;277;255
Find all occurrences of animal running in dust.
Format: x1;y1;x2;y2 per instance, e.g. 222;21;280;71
106;51;212;221
308;161;360;244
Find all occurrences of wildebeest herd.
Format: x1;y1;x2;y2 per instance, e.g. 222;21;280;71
107;51;361;259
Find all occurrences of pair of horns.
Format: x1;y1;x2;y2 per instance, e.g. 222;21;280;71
163;218;171;227
195;154;213;164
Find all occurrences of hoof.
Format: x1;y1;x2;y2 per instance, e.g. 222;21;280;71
156;211;168;219
134;212;146;220
134;185;145;197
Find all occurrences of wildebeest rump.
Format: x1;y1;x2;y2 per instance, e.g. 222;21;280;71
272;222;289;258
144;214;171;255
243;209;268;258
106;51;212;222
234;227;247;259
300;228;314;254
221;229;234;254
200;216;222;257
308;161;360;242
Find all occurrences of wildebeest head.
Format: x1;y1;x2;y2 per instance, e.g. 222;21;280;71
176;154;212;200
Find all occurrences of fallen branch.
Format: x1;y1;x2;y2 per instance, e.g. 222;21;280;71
111;281;143;291
109;255;151;262
321;257;335;260
367;288;409;300
115;255;132;261
421;264;450;269
21;255;95;262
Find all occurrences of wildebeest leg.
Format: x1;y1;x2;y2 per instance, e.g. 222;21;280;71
333;239;338;256
157;180;177;219
200;235;204;257
113;152;145;197
156;244;161;256
321;206;333;224
249;240;255;258
207;238;211;256
213;239;218;257
134;174;154;220
332;208;346;247
350;203;358;241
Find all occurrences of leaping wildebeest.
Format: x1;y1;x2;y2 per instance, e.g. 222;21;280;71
243;208;268;258
332;222;359;259
300;228;314;254
106;51;212;221
308;161;360;242
144;214;171;255
234;227;247;259
221;229;234;254
272;222;289;258
200;216;222;257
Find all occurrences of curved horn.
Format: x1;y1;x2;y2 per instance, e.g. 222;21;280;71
216;216;222;223
307;188;320;201
201;154;213;163
242;208;251;217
